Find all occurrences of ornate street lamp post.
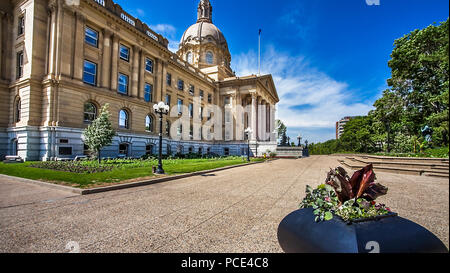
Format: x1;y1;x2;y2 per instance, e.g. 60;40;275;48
244;127;253;162
153;102;170;174
297;134;302;147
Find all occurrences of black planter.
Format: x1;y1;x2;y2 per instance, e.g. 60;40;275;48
277;208;448;253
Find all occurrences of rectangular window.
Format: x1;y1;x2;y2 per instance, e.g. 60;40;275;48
83;60;97;85
166;73;172;86
118;73;129;94
208;94;212;103
224;148;230;156
144;83;153;102
59;139;69;144
59;147;73;156
200;90;204;100
165;94;171;106
189;85;195;96
177;99;183;115
199;107;203;119
18;15;25;36
119;44;130;61
178;79;184;91
224;97;231;105
16;51;24;79
189;103;193;118
85;26;98;47
145;58;153;73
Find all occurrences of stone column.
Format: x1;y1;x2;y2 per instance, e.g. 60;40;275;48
131;45;140;98
154;58;162;103
261;99;267;141
101;29;112;89
47;3;58;76
138;50;145;99
270;103;276;142
251;94;257;141
161;61;167;103
73;12;84;81
110;34;119;91
257;97;263;141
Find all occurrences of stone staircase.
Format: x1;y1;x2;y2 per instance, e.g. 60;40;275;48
339;155;449;178
274;147;303;159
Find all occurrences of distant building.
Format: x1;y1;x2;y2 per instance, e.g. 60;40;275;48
336;116;355;139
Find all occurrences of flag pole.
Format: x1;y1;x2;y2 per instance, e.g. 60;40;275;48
258;29;261;76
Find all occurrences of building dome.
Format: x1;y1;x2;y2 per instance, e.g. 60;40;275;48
177;0;233;80
180;21;228;48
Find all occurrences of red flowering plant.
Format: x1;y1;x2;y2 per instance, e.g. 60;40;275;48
300;164;393;222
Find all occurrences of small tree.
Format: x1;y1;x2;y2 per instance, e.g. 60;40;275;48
83;104;116;164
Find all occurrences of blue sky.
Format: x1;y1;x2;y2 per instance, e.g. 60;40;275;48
115;0;449;143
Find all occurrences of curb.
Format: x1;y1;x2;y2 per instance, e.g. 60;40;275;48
1;160;267;195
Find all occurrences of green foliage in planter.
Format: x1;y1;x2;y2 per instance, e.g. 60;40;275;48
335;198;391;222
300;184;339;222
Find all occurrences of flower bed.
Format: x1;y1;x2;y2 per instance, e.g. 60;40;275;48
29;161;115;174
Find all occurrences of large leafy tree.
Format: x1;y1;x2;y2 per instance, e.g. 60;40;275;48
83;104;116;163
383;18;449;146
339;116;377;153
276;119;288;146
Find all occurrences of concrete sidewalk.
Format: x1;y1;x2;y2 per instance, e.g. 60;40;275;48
0;156;448;253
0;175;78;208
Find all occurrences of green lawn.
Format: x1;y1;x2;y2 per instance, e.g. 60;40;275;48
0;157;263;188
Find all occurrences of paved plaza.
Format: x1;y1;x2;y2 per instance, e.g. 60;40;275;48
0;156;448;253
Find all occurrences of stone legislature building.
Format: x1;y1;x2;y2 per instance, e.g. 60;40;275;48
0;0;279;161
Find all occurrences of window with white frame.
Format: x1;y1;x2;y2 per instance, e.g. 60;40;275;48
118;73;129;94
144;83;153;102
83;60;97;85
85;26;99;47
15;97;21;123
119;109;129;129
16;51;24;79
178;79;184;91
119;44;130;61
18;15;25;36
145;58;153;73
83;102;97;123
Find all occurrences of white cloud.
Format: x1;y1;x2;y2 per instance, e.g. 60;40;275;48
150;24;179;53
150;24;176;37
136;8;145;17
232;46;376;141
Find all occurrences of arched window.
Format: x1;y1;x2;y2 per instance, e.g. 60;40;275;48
145;115;153;132
119;109;129;129
15;97;21;123
206;51;214;64
83;102;97;123
186;52;193;64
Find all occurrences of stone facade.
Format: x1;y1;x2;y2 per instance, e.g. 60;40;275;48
0;0;279;161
